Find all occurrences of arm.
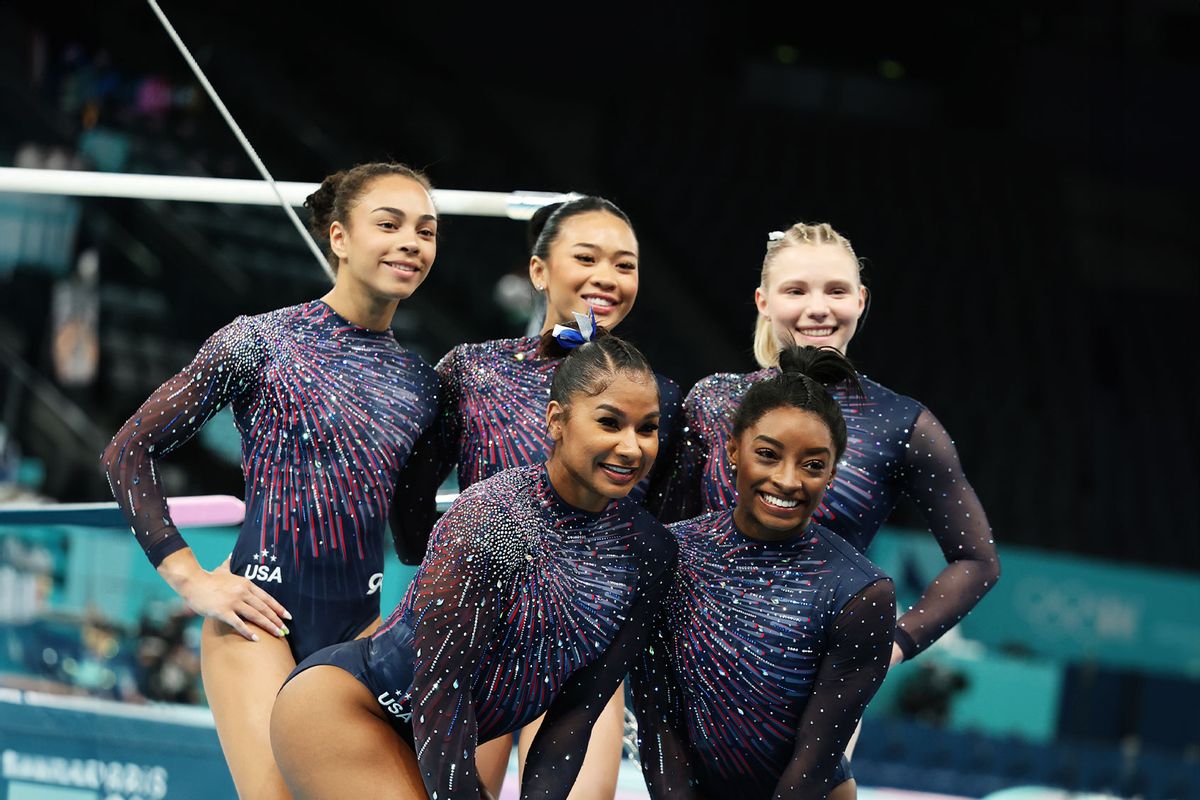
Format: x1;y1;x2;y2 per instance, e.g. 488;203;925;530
390;348;463;564
895;409;1001;660
101;317;255;567
653;384;707;524
408;496;496;800
770;578;896;800
630;622;702;800
100;318;287;640
520;546;677;799
642;377;683;518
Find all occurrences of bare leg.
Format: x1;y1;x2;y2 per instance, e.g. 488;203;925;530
827;719;864;800
844;718;863;759
201;617;297;800
516;685;625;800
477;734;514;798
272;665;426;799
828;778;858;800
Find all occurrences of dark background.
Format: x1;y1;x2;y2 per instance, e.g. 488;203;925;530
2;0;1196;570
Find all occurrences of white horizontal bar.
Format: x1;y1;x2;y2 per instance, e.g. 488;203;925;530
0;167;575;220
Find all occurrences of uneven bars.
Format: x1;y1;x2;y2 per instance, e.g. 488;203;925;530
0;167;577;221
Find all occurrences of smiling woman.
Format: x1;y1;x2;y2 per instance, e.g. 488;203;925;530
305;163;439;329
389;194;682;800
659;220;1000;800
633;346;896;800
270;331;677;800
100;161;442;799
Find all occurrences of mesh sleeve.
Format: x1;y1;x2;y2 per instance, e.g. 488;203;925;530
642;376;683;518
519;547;676;799
655;385;708;523
630;614;702;799
770;578;895;800
407;495;497;800
895;409;1001;658
389;348;462;565
100;317;259;567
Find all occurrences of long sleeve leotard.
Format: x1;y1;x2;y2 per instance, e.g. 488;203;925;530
392;335;682;563
101;300;438;660
660;371;998;658
631;511;895;800
296;464;677;800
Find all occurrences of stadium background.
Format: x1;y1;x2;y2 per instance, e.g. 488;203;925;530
1;2;1197;798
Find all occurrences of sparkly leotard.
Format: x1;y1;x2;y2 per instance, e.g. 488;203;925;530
632;511;894;799
659;371;997;658
291;464;677;800
102;300;438;660
392;335;681;563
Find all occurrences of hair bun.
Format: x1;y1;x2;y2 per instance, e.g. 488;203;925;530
537;319;611;359
303;171;345;242
778;345;860;390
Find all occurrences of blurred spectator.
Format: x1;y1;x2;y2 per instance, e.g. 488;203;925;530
136;607;203;704
0;535;53;623
896;661;970;727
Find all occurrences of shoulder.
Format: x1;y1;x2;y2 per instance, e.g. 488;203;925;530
809;522;888;587
667;509;728;538
434;467;539;551
653;372;682;405
453;464;537;514
686;369;770;409
437;337;536;377
622;502;680;565
221;302;317;345
400;350;438;388
199;313;267;365
854;374;926;416
252;301;321;331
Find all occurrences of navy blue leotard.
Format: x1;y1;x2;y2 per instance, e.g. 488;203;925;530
392;335;681;562
291;464;677;800
660;370;998;658
102;300;438;660
632;511;895;800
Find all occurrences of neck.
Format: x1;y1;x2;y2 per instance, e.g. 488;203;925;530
322;280;398;332
539;308;570;337
544;458;607;513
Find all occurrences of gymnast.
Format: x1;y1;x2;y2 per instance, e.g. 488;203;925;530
658;222;1000;797
394;196;682;799
633;346;895;799
272;330;677;800
102;162;441;798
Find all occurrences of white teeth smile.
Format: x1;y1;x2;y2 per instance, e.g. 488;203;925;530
800;327;834;336
759;492;799;509
584;296;615;307
603;464;635;475
386;262;419;272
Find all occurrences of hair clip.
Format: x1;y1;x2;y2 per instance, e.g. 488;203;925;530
551;308;598;350
767;230;786;241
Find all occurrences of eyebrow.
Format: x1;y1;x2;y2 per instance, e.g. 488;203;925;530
573;242;638;259
372;207;439;223
777;278;851;286
753;434;831;455
596;403;660;420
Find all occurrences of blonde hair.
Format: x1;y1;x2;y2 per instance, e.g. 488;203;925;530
753;222;861;368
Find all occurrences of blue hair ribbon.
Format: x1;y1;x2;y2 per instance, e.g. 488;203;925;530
551;308;598;350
